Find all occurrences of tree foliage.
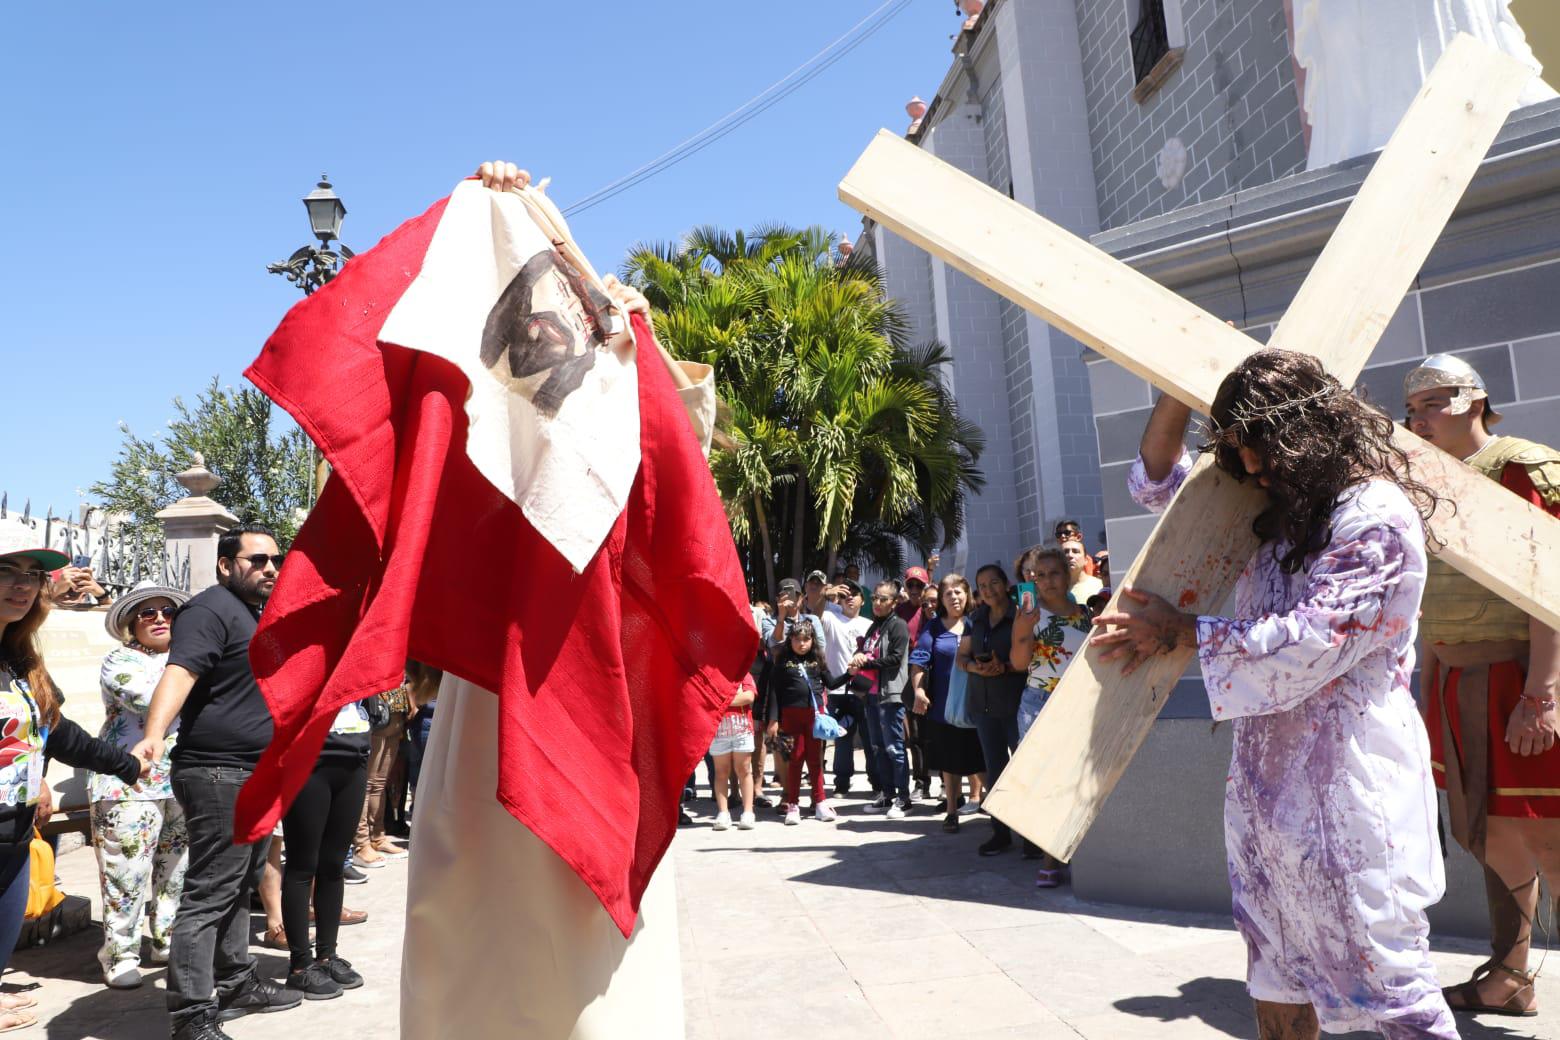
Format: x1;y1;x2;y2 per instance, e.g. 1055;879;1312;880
624;225;984;598
91;378;315;553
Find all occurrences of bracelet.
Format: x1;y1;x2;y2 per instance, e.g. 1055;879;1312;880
1520;693;1557;710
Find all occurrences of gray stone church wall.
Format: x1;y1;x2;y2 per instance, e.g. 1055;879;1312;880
1074;0;1306;230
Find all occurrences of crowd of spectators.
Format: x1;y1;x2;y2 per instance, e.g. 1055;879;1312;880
706;521;1109;890
0;510;1108;1036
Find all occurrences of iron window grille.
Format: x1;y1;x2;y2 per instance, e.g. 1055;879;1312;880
1130;0;1172;85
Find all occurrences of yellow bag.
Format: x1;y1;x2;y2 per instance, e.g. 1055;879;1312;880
25;829;63;920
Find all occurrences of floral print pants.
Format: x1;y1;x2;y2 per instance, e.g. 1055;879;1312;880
90;797;189;970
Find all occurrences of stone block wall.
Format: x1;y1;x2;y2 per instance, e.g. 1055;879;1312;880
1074;0;1305;230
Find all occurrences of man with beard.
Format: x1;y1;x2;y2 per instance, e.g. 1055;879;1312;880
1404;354;1560;1019
135;523;301;1040
1093;350;1455;1038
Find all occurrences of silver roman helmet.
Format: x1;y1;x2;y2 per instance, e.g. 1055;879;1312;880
1403;353;1502;425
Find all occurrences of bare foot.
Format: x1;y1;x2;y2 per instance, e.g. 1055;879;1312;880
0;1008;37;1031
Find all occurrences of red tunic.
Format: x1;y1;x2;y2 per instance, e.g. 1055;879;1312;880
1426;462;1560;819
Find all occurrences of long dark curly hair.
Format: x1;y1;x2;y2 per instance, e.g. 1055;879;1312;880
1202;349;1441;574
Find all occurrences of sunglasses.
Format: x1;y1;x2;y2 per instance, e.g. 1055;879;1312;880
0;569;48;590
232;553;285;570
135;605;177;623
871;594;896;603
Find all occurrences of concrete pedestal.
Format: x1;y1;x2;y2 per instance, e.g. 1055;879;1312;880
154;457;237;594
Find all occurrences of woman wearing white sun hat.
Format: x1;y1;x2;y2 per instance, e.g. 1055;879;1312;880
91;581;192;989
0;522;147;1030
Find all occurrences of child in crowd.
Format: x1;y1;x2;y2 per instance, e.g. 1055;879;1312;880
1010;546;1093;887
763;621;850;825
711;674;758;830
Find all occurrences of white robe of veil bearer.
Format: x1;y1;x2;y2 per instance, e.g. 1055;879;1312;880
1292;0;1557;170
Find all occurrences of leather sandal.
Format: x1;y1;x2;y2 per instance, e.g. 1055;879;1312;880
1446;874;1544;1017
262;923;289;950
312;907;369;926
1444;961;1538;1017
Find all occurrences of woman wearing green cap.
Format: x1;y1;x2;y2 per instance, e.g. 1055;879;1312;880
0;524;148;1030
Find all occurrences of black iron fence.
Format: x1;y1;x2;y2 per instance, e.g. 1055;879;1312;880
0;496;190;593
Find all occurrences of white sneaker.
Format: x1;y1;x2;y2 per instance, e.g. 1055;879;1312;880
886;800;908;820
105;960;142;989
783;804;802;826
814;800;838;822
737;811;757;830
958;800;983;816
148;946;171;966
712;811;732;831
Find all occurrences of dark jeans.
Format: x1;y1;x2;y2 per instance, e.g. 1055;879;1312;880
829;694;870;789
0;844;31;971
168;765;271;1028
906;711;930;791
282;759;368;969
406;705;435;793
863;699;909;802
840;694;885;792
973;711;1022;841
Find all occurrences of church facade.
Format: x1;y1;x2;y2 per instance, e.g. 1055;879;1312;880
857;0;1560;929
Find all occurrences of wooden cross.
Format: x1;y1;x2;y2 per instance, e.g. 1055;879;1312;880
837;34;1560;860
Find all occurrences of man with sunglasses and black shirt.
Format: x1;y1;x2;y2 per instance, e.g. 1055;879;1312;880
134;522;301;1040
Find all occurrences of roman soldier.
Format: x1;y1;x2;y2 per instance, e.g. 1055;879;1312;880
1405;353;1560;1019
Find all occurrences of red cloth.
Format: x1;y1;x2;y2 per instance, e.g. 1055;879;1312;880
237;195;757;935
1425;461;1560;820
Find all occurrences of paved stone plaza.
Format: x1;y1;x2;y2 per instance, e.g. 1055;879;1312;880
7;788;1559;1039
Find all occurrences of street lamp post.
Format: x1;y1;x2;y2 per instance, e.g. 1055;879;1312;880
267;175;356;505
266;175;356;296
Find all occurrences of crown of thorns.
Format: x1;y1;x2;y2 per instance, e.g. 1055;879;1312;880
1208;381;1345;439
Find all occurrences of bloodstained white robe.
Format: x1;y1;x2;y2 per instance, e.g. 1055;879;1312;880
1130;453;1454;1036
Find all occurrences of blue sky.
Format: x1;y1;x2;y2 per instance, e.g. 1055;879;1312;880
3;2;959;516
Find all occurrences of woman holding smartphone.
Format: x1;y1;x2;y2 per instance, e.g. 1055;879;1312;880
1010;547;1092;886
957;564;1027;857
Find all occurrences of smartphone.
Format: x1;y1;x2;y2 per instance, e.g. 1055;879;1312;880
1016;582;1036;612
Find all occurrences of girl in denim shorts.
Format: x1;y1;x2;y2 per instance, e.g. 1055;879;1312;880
710;673;758;830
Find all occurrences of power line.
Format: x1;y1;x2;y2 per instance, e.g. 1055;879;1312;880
563;0;913;218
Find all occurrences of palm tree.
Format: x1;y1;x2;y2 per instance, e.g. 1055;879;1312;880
623;225;983;598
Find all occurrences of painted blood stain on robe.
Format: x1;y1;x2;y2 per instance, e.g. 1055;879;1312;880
1129;452;1457;1037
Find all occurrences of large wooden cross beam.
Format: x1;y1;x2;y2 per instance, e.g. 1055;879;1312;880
838;34;1560;861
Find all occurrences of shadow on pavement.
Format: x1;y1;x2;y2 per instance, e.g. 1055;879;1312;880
1114;976;1256;1038
1108;974;1535;1040
16;919;294;1040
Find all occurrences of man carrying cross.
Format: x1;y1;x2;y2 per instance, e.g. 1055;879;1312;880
1405;353;1560;1018
1094;350;1455;1038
